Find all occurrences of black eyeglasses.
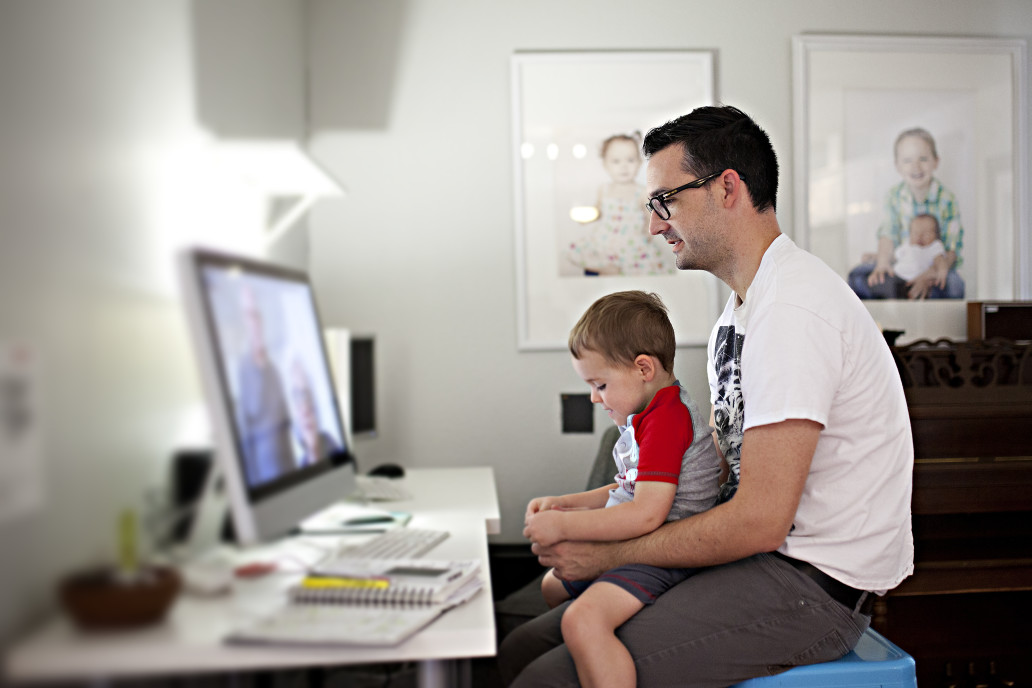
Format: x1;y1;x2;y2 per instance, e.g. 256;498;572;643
646;171;745;220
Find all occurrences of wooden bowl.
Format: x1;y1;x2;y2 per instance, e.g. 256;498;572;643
59;566;181;630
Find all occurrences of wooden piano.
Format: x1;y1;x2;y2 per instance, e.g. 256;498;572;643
878;338;1032;687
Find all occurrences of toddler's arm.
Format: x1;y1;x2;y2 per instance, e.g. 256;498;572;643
524;481;676;547
525;484;613;521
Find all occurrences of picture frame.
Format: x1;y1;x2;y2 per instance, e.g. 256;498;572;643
511;50;722;351
792;34;1029;339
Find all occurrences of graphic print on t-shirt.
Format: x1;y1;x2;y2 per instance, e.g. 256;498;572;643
712;325;744;501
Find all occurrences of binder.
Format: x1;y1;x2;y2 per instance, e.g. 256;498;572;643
225;559;483;647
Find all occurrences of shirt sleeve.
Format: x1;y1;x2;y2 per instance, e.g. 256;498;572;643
632;389;693;484
741;303;842;431
938;191;963;259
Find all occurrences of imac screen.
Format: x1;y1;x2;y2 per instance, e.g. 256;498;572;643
180;248;356;542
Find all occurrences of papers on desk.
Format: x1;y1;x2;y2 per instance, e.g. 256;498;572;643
225;559;483;647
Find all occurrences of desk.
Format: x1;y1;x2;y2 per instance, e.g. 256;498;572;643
4;467;500;688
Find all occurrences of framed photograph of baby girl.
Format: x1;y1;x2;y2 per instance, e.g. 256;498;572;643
792;34;1029;342
510;50;722;351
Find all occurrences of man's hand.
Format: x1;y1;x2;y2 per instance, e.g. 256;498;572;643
523;509;566;547
532;539;618;582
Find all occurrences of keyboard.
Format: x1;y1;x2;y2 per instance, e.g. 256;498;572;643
335;527;449;560
355;475;412;501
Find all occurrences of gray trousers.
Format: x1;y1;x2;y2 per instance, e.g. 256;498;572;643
498;552;872;688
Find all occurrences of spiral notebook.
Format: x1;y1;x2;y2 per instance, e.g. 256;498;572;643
225;559;483;647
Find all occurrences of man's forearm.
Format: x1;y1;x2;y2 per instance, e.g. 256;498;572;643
543;499;773;582
612;500;765;568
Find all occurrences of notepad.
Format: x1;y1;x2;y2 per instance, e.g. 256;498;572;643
224;559;483;647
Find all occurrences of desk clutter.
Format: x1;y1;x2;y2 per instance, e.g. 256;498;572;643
7;467;500;685
227;558;483;647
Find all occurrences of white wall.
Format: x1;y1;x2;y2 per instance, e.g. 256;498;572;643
0;0;309;640
305;0;1032;542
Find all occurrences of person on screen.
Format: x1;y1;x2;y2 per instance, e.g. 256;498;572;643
523;290;720;688
566;133;673;277
288;356;341;467
501;105;913;688
847;127;965;299
235;284;294;486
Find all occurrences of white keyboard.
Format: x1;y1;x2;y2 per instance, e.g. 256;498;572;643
355;475;412;501
335;527;449;560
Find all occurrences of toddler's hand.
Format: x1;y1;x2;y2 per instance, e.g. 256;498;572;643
525;496;561;522
523;509;565;547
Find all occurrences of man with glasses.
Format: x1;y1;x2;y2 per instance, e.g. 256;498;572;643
500;106;914;687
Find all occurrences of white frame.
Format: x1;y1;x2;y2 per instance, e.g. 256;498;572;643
793;35;1029;335
511;50;722;351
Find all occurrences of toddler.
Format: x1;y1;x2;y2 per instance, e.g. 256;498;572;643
523;290;721;688
567;134;673;277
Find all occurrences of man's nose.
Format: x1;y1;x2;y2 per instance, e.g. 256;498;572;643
648;211;668;236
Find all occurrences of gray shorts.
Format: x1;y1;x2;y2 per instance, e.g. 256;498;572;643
561;563;696;605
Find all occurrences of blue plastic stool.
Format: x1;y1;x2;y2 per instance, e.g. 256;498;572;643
732;628;917;688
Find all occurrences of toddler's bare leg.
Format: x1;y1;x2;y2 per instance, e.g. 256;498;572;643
560;582;644;688
541;569;572;609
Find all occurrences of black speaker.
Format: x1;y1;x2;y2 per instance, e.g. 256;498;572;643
350;336;376;436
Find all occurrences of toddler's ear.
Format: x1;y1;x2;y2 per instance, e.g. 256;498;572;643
634;354;657;382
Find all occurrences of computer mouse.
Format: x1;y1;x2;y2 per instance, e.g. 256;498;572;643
368;463;405;479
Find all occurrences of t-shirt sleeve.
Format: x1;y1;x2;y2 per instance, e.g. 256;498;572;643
633;391;693;484
741;303;842;431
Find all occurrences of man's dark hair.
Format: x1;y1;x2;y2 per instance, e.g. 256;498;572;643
642;105;779;213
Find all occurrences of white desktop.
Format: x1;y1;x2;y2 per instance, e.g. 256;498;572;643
3;249;501;688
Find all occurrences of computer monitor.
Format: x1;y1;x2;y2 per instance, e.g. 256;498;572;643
178;247;357;545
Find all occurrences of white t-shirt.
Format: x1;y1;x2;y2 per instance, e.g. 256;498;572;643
893;239;945;281
707;234;914;592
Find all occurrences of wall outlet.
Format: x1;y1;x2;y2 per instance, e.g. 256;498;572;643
561;393;593;433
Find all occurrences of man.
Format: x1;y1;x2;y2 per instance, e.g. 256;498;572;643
500;105;914;687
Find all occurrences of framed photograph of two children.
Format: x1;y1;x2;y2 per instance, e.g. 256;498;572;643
793;35;1029;333
510;50;722;351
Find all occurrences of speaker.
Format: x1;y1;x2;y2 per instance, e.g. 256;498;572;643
324;329;377;439
350;336;376;436
967;301;1032;342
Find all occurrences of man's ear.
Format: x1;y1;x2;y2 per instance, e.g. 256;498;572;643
634;354;657;382
721;169;746;209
